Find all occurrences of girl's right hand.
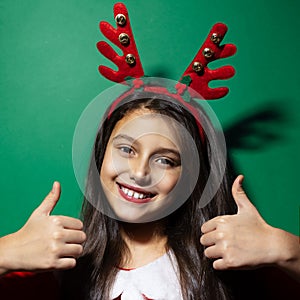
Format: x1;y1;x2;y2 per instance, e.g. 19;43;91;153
0;182;86;275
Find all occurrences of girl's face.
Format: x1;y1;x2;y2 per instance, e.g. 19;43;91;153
100;109;183;223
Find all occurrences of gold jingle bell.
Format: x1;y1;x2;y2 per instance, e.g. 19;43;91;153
125;54;136;65
115;14;126;26
210;33;223;44
203;48;214;58
192;62;204;73
119;33;130;45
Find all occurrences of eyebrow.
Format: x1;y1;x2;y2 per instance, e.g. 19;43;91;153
112;134;137;144
154;147;180;158
112;134;180;157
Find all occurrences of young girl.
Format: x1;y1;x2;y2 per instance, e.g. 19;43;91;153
1;3;299;298
61;82;300;299
0;84;300;299
66;87;234;299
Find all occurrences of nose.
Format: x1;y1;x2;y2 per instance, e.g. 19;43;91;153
129;155;151;186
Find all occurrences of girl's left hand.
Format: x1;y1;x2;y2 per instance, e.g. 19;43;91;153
200;175;300;274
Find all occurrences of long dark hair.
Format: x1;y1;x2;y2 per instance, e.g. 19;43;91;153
61;92;238;299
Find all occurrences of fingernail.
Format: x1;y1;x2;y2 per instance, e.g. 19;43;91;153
238;176;243;186
51;182;56;194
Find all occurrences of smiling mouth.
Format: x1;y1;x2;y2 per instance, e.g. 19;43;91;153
117;183;156;203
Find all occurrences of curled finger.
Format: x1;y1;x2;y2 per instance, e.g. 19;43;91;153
63;229;86;244
60;244;84;259
204;245;222;259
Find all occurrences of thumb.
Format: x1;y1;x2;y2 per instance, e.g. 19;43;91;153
34;181;61;216
232;175;256;214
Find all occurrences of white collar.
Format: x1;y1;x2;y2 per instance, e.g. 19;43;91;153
110;251;183;300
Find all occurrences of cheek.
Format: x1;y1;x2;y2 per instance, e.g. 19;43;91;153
100;151;115;183
100;149;129;182
157;170;181;194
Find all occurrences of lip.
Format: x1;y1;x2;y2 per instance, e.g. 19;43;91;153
117;182;156;204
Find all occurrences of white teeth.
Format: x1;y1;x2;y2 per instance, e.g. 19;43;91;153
120;185;151;200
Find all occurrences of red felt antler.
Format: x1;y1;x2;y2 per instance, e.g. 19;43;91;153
180;23;237;99
97;3;144;83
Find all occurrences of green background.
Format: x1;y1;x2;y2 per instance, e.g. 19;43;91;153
0;0;299;236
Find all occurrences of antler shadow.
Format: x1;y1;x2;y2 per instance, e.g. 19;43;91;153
225;101;288;151
224;100;290;181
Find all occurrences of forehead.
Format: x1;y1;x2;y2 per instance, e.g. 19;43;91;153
111;109;182;145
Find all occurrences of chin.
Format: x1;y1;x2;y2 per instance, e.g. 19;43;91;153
109;200;165;223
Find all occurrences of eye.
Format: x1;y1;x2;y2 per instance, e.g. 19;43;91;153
155;157;176;167
118;146;135;156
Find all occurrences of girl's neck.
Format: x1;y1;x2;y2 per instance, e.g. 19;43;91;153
120;220;168;269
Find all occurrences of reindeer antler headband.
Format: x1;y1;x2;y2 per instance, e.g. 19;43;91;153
97;2;237;140
72;2;235;213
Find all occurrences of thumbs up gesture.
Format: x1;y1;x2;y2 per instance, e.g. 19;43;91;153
0;182;86;275
200;175;300;274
